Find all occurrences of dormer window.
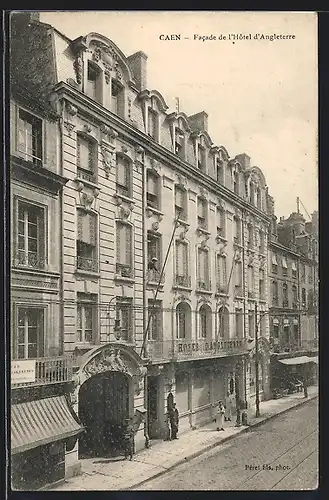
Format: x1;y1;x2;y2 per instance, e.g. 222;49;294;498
86;62;101;103
198;145;206;172
148;108;158;140
256;187;262;209
233;171;239;194
17;109;42;166
116;155;131;198
146;170;160;209
111;79;123;116
216;159;224;184
175;128;185;159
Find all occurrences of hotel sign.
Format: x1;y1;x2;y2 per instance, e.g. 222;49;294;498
11;360;36;384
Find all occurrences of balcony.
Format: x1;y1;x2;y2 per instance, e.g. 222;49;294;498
197;279;212;291
13;250;45;270
76;256;99;273
147;269;165;285
77;167;97;184
147;338;248;362
11;355;73;388
173;275;191;288
216;284;228;295
116;263;133;279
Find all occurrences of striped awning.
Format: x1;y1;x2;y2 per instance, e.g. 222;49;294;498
11;395;84;455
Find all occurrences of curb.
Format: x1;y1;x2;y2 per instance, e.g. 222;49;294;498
126;394;318;491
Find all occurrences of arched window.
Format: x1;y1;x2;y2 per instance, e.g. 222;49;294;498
250;182;255;205
176;302;191;339
199;304;212;339
86;61;102;103
216;159;224;184
217;306;229;339
256;187;262;209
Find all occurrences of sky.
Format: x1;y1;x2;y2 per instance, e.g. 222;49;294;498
40;11;318;219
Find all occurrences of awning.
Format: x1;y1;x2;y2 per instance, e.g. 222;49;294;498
271;254;278;265
282;257;288;268
278;356;313;366
11;395;84;455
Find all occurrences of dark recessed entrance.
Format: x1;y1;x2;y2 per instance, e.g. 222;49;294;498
78;371;130;458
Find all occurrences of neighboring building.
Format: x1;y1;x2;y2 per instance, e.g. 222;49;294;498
10;13;83;490
268;201;318;394
10;12;282;482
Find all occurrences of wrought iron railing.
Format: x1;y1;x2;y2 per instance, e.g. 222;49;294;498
76;256;99;273
146;338;248;361
248;291;255;299
197;279;211;291
11;355;73;387
234;285;243;297
116;263;133;278
77;167;97;184
13;250;45;270
174;275;191;288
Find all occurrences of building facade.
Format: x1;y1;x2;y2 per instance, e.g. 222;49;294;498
10;12;290;483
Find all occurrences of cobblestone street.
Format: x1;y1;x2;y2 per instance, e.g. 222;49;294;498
133;397;318;490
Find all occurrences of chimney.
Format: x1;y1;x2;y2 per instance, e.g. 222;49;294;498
127;51;148;90
235;153;251;169
188;111;208;132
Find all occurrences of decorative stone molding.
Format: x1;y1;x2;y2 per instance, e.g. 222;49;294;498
92;46;102;62
176;293;191;303
127;97;132;120
121;145;129;154
81;192;97;210
73;55;83;85
64;121;75;137
100;143;115;179
84;123;92;134
83;348;133;379
152;221;159;231
119;206;131;219
177;174;187;187
133;366;147;396
75;180;84;192
66;103;78;117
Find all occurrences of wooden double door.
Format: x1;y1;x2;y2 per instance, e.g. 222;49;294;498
79;371;130;458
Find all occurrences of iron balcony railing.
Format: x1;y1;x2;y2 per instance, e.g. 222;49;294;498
13;250;46;270
174;275;191;288
234;285;243;297
76;256;99;273
197;279;211;291
116;263;133;278
147;269;165;284
11;355;73;388
146;338;248;361
77;167;97;184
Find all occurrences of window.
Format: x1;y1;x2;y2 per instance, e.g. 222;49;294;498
15;201;46;269
248;311;255;338
216;159;224;184
216;207;226;237
197;145;206;171
175;128;185;158
148;108;157;140
146;170;160;209
256;187;261;209
174;185;187;221
111;80;122;115
17;109;42;165
197;248;210;290
216;254;227;293
301;288;306;308
176;302;191;339
234;261;243;296
148;300;162;340
116;155;131;197
116;297;133;342
235;308;243;337
308;266;313;284
292;285;298;307
272;281;278;305
77;293;96;343
259;231;265;254
175;240;189;287
248;265;254;298
282;257;288;276
259;268;265;300
233;171;239;194
77;209;98;272
87;62;101;102
271;253;278;273
16;307;44;359
282;283;288;307
217;306;229;339
199;304;212;339
247;224;254;249
147;231;162;281
250;182;255;205
272;323;279;339
300;263;306;282
197;197;207;229
233;217;241;244
77;135;96;183
116;221;133;278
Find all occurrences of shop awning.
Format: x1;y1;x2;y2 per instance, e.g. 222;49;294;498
278;356;313;366
11;395;84;455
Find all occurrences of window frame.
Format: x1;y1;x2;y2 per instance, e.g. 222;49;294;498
174;185;187;221
116;220;133;278
15;305;46;359
148;299;163;340
76;208;98;273
197;197;208;230
146;169;160;209
116;297;133;342
77;293;97;344
116;154;132;198
16;106;43;166
76;133;98;184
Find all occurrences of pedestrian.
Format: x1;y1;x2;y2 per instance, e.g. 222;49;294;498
302;376;308;398
216;401;225;431
169;403;179;439
123;418;134;460
225;392;233;421
165;411;171;440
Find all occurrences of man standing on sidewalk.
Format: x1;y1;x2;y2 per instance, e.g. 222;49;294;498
170;404;179;439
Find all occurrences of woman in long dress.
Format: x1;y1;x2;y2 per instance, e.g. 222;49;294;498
216;402;225;431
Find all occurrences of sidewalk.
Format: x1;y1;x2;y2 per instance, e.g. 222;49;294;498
52;386;318;491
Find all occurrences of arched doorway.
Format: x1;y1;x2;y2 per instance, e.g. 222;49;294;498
78;371;130;458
